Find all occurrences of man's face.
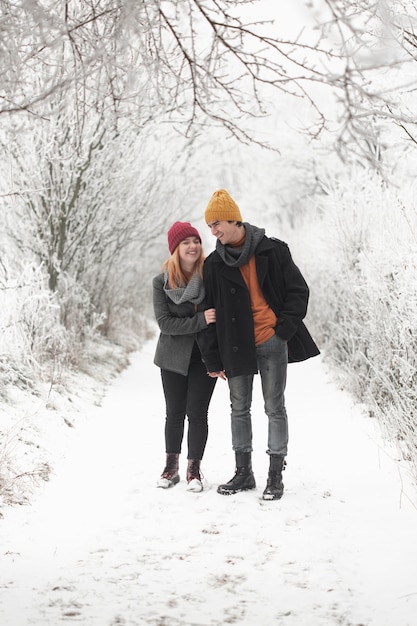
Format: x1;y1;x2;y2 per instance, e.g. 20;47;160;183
207;220;242;245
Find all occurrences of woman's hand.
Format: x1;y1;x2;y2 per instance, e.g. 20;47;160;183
204;308;216;324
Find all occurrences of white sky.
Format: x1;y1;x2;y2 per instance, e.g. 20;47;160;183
1;334;417;625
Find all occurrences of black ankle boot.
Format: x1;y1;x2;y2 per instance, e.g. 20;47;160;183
217;452;256;495
157;453;180;489
262;455;286;500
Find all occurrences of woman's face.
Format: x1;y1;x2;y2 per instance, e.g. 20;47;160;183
178;236;202;266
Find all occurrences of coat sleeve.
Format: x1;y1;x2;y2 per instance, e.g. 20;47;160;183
197;259;224;373
196;322;223;373
272;241;310;341
152;275;208;336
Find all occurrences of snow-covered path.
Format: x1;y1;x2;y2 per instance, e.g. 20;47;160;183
1;338;417;626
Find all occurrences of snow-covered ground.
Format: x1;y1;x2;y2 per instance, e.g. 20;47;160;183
1;337;417;626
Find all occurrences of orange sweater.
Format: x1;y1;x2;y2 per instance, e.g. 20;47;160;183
239;255;277;346
231;234;277;346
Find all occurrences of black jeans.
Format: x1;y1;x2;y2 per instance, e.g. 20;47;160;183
161;346;216;460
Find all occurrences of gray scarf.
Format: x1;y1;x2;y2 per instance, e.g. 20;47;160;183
216;223;265;267
163;270;205;305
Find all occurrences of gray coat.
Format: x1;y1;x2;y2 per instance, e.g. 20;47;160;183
152;273;209;375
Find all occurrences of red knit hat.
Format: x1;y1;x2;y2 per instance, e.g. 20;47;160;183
167;221;201;255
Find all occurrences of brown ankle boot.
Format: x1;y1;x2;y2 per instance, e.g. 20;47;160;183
186;459;203;492
157;453;180;489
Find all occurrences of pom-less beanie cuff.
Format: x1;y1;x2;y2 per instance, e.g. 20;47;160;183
204;189;242;223
167;221;201;255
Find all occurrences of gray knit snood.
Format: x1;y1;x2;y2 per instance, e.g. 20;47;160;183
215;223;265;268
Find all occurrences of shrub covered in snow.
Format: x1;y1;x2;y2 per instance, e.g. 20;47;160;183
0;259;153;505
294;168;417;478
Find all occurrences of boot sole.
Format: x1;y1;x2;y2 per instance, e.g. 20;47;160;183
217;485;256;495
187;478;203;492
157;475;180;489
262;492;283;500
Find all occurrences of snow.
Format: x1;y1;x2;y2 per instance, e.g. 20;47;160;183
1;337;417;626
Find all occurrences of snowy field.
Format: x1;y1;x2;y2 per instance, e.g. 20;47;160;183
1;337;417;626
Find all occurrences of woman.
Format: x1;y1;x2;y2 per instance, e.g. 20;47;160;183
153;221;217;492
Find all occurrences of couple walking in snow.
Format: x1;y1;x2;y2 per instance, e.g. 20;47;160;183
152;189;319;500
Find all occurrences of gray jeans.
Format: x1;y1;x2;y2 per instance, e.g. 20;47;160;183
228;333;288;456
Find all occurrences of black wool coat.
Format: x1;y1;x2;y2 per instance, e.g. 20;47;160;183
200;235;320;378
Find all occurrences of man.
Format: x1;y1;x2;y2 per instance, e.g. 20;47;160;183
201;189;320;500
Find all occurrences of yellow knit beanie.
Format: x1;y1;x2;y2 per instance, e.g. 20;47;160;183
204;189;243;223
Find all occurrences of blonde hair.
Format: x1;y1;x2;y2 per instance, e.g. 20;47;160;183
162;245;205;289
